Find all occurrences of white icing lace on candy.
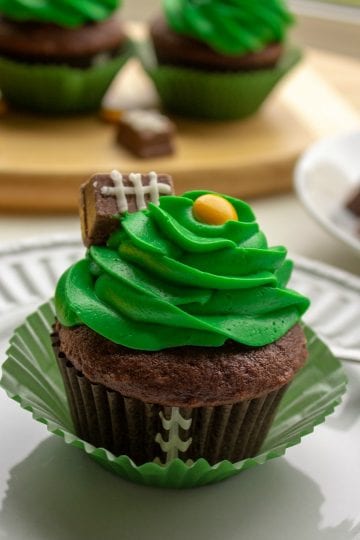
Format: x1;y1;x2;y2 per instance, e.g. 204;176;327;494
101;170;172;213
122;109;170;134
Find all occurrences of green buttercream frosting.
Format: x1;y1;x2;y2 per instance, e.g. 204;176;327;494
0;0;121;27
164;0;294;55
55;191;309;351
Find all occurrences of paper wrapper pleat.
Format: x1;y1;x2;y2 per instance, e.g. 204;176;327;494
55;337;287;465
0;46;131;114
138;43;302;120
0;301;347;488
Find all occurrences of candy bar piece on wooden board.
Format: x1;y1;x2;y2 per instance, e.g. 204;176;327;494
80;170;174;247
346;185;360;217
117;109;176;158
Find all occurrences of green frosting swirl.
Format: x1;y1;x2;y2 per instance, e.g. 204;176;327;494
55;191;309;351
164;0;294;55
0;0;121;27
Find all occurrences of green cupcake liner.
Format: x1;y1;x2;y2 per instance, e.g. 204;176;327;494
0;46;131;114
139;43;302;120
0;301;347;489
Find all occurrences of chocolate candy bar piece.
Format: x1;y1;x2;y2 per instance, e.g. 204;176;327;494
346;185;360;217
80;170;174;247
117;109;176;159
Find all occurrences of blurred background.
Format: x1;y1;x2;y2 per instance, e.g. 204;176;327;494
122;0;360;57
0;0;359;275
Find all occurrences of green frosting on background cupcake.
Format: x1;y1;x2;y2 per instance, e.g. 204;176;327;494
164;0;294;55
0;0;122;27
56;191;309;351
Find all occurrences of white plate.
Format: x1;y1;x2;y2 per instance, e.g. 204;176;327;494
0;236;360;540
295;130;360;255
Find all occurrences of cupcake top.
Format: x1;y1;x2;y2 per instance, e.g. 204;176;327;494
0;0;122;27
163;0;294;55
55;172;309;351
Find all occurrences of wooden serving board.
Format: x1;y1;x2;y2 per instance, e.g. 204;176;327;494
0;52;358;213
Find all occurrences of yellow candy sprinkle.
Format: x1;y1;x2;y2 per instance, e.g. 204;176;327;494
193;194;238;225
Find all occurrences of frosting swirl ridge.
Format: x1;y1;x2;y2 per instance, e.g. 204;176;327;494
55;191;309;351
164;0;293;55
0;0;121;27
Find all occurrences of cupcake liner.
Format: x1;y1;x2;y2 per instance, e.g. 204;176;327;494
139;42;301;120
53;334;287;465
0;301;347;488
0;46;131;114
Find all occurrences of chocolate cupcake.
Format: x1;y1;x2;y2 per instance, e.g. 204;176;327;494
144;0;300;120
53;171;310;466
0;0;130;113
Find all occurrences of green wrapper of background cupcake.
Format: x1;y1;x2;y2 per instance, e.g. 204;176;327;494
0;0;131;114
142;0;301;120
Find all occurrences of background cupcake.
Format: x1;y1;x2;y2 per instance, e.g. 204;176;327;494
53;171;310;466
145;0;301;120
0;0;130;114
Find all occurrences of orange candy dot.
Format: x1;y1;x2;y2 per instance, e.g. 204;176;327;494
100;107;123;124
193;194;238;225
